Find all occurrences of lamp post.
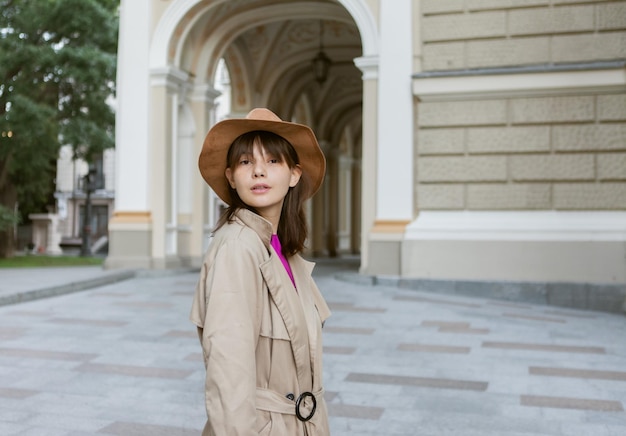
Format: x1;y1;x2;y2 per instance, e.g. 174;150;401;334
80;164;96;257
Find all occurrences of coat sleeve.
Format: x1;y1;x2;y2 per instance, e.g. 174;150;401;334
199;239;265;436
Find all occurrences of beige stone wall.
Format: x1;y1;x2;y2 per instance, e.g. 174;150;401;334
416;93;626;210
415;0;626;212
421;0;626;70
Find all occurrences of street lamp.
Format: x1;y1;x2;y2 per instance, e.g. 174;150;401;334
80;164;96;257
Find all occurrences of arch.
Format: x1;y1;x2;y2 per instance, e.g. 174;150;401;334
193;3;352;84
149;0;378;70
221;41;254;112
292;93;315;126
150;0;222;68
271;66;320;124
146;0;374;263
336;0;378;56
322;101;362;146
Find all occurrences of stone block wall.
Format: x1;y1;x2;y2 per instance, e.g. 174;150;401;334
415;0;626;212
421;0;626;70
416;93;626;210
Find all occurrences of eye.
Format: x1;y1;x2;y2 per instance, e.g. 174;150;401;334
239;157;252;165
266;154;280;164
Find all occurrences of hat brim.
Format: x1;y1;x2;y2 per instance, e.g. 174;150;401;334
199;114;326;205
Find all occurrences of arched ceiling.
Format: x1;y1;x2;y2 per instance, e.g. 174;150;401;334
171;0;363;147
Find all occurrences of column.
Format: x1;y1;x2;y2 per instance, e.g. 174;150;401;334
325;144;338;257
369;0;413;275
377;0;413;221
189;84;221;265
351;157;361;254
150;67;188;269
106;0;152;269
354;55;378;274
112;0;150;212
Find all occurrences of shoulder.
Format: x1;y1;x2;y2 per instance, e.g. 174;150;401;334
214;218;264;247
207;219;268;262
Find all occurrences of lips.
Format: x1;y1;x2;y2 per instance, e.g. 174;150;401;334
251;184;270;193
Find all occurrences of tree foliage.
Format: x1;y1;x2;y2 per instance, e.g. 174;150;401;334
0;203;19;232
0;0;118;256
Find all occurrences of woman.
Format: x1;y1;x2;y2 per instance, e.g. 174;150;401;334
190;108;331;435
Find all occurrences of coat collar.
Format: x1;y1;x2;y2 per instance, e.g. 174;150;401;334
234;208;273;249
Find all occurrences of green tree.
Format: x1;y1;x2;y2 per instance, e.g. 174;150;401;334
0;0;118;257
0;203;19;232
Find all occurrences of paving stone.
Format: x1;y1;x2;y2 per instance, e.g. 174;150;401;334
0;261;624;435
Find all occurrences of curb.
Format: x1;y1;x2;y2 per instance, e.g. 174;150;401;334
0;270;137;307
335;271;626;315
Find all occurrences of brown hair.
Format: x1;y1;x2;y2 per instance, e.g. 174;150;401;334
213;131;310;256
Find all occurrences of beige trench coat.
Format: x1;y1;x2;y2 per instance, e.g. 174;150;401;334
190;209;331;436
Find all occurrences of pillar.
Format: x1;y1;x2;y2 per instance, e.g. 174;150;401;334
150;67;189;269
367;0;413;275
189;84;221;265
105;0;152;269
354;55;378;273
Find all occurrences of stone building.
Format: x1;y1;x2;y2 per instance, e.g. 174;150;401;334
107;0;626;310
53;147;116;254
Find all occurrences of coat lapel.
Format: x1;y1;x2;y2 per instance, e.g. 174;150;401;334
237;208;326;393
260;256;313;392
290;257;322;384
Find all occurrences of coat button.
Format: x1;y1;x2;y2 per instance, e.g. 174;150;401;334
286;393;295;401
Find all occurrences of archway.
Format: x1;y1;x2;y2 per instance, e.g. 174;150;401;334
108;0;378;268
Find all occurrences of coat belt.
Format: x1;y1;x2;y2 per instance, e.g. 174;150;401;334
256;387;323;419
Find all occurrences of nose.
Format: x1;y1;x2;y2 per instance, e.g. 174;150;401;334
252;160;266;177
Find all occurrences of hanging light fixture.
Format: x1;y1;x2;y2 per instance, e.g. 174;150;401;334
312;20;331;84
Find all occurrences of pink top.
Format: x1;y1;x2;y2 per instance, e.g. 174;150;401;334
270;234;296;288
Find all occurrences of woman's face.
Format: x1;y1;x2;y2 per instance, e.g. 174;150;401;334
225;139;301;229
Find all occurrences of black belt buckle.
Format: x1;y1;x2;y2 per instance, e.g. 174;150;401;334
295;391;316;422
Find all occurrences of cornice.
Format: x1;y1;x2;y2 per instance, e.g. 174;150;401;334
413;62;626;101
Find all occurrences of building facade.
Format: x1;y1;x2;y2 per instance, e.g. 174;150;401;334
108;0;626;308
53;147;116;254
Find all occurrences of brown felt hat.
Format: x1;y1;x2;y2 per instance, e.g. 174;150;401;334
198;108;326;204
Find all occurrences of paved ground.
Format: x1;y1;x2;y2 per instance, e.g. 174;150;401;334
0;266;135;306
1;261;625;435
